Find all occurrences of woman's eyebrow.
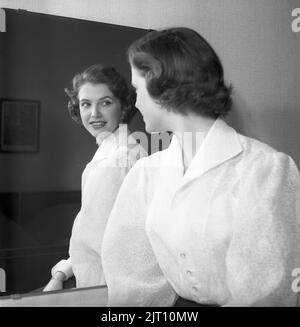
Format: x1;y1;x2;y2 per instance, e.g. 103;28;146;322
98;96;113;101
79;96;113;102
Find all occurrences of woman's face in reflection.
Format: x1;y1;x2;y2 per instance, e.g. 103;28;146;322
78;82;122;138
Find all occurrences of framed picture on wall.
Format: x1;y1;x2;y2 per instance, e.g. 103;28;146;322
0;99;40;153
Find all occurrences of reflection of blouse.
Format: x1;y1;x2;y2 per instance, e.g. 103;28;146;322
102;118;300;306
51;125;147;288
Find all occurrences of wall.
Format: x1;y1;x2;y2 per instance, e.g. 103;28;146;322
1;0;299;175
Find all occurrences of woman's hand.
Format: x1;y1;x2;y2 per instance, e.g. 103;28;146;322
43;271;66;292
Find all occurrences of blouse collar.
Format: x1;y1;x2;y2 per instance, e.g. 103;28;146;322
165;117;243;190
91;124;130;162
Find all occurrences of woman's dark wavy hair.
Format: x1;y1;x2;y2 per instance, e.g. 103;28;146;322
128;27;232;118
64;64;137;124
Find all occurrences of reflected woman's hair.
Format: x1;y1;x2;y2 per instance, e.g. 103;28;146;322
64;64;137;124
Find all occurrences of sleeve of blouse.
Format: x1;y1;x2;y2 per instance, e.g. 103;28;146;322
50;210;81;280
225;152;300;306
51;258;73;280
79;155;132;231
77;153;136;278
54;151;136;287
101;159;177;307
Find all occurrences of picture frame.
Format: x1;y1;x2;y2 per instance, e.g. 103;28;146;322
0;99;40;153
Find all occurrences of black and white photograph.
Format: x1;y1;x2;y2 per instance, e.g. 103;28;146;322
0;0;299;315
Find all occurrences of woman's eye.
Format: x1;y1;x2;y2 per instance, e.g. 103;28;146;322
80;102;90;109
102;100;112;107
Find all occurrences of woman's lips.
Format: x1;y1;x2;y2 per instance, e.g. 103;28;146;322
89;121;107;128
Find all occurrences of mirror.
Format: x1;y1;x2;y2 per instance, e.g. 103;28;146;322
0;8;150;298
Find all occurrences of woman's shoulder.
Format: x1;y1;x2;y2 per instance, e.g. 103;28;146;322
238;133;277;155
239;133;293;161
117;150;167;187
132;148;169;169
237;133;299;178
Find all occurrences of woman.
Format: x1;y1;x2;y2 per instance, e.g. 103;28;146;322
44;64;146;291
101;28;300;306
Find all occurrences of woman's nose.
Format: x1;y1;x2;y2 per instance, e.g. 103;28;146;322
91;104;102;118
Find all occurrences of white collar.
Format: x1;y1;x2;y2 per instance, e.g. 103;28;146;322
163;117;243;192
91;124;130;162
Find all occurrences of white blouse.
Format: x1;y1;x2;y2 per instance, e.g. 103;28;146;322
102;118;300;306
51;125;147;288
